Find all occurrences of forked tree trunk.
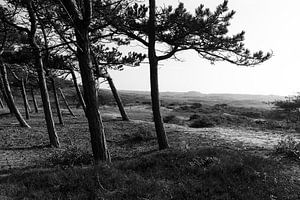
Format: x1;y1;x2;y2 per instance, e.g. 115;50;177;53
21;79;30;119
31;87;38;113
107;76;129;121
70;69;86;113
0;61;30;127
58;88;75;117
148;0;169;149
51;78;63;125
27;2;60;147
75;27;110;163
60;0;110;163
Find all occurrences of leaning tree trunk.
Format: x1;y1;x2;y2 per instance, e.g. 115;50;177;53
51;78;63;125
0;95;4;108
148;0;169;149
0;60;30;127
0;78;13;113
75;26;110;163
33;49;60;147
27;2;60;147
21;79;30;119
58;88;75;117
31;87;38;113
70;69;86;113
106;76;129;121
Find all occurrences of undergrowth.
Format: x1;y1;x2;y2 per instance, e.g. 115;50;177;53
47;145;93;167
275;136;300;160
1;148;299;200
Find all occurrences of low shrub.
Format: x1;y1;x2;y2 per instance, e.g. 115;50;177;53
189;116;215;128
122;126;155;143
240;111;262;118
163;115;184;125
189;114;201;121
48;145;93;167
190;103;202;109
275;136;300;160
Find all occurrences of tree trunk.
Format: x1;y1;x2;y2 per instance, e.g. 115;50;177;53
0;60;30;127
58;88;75;117
34;51;60;147
70;69;86;113
31;87;39;113
21;79;30;119
107;76;129;121
75;26;110;163
26;1;60;147
0;79;13;113
0;95;4;108
148;0;169;149
51;78;63;125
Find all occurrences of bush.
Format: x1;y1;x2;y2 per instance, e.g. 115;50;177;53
189;116;215;128
240;111;262;118
163;115;184;125
189;114;201;121
190;103;202;109
123;126;155;143
48;145;93;167
275;136;300;160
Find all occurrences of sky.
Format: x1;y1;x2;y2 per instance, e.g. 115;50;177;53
107;0;300;96
1;0;299;96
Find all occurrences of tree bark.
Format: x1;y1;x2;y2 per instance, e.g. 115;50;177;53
21;79;30;119
148;0;169;149
0;78;13;113
0;95;4;108
107;76;129;121
61;0;110;163
75;26;110;163
34;50;60;147
51;78;63;125
70;68;86;113
31;87;39;113
58;88;75;117
27;1;60;147
0;60;30;127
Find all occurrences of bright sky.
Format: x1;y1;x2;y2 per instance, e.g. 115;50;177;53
107;0;300;96
1;0;299;96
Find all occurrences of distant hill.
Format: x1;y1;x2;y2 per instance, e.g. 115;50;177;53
115;90;284;109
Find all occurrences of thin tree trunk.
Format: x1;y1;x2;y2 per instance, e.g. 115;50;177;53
26;97;32;113
75;27;110;163
58;88;75;117
0;60;30;127
107;76;129;121
21;79;30;119
0;79;12;113
51;78;63;125
148;0;169;149
31;87;38;113
0;95;3;108
35;53;60;147
34;52;60;147
27;2;60;147
70;69;86;113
